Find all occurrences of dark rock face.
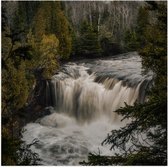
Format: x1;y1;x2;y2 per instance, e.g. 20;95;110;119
31;79;53;107
16;79;53;131
14;104;51;137
17;102;52;133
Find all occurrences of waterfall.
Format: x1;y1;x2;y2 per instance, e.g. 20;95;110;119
50;71;149;123
22;52;153;165
45;52;152;123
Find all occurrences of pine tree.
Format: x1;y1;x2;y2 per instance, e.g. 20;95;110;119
77;20;102;57
33;1;72;59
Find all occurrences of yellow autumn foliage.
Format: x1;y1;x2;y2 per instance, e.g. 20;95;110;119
39;34;59;79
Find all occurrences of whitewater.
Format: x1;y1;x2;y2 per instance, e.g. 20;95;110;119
22;52;153;165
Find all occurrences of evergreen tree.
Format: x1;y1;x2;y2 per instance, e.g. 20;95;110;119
2;3;42;164
124;5;150;52
33;1;72;59
2;22;40;166
136;6;150;48
124;29;139;51
77;20;102;57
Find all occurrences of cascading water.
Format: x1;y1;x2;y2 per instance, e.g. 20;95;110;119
22;52;153;165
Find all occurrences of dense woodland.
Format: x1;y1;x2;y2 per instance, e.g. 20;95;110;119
2;1;167;165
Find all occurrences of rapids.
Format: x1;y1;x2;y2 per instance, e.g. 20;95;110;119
22;52;153;165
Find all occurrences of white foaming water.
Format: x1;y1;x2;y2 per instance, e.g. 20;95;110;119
23;114;125;165
22;52;153;165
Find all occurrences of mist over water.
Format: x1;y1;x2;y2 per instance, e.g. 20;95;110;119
22;52;153;165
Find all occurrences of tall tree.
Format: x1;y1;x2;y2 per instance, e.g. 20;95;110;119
2;16;40;166
77;20;102;57
136;6;150;48
33;1;72;59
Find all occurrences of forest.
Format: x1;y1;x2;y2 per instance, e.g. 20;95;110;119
2;1;167;165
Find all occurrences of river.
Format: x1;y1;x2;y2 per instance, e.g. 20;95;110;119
22;52;153;165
